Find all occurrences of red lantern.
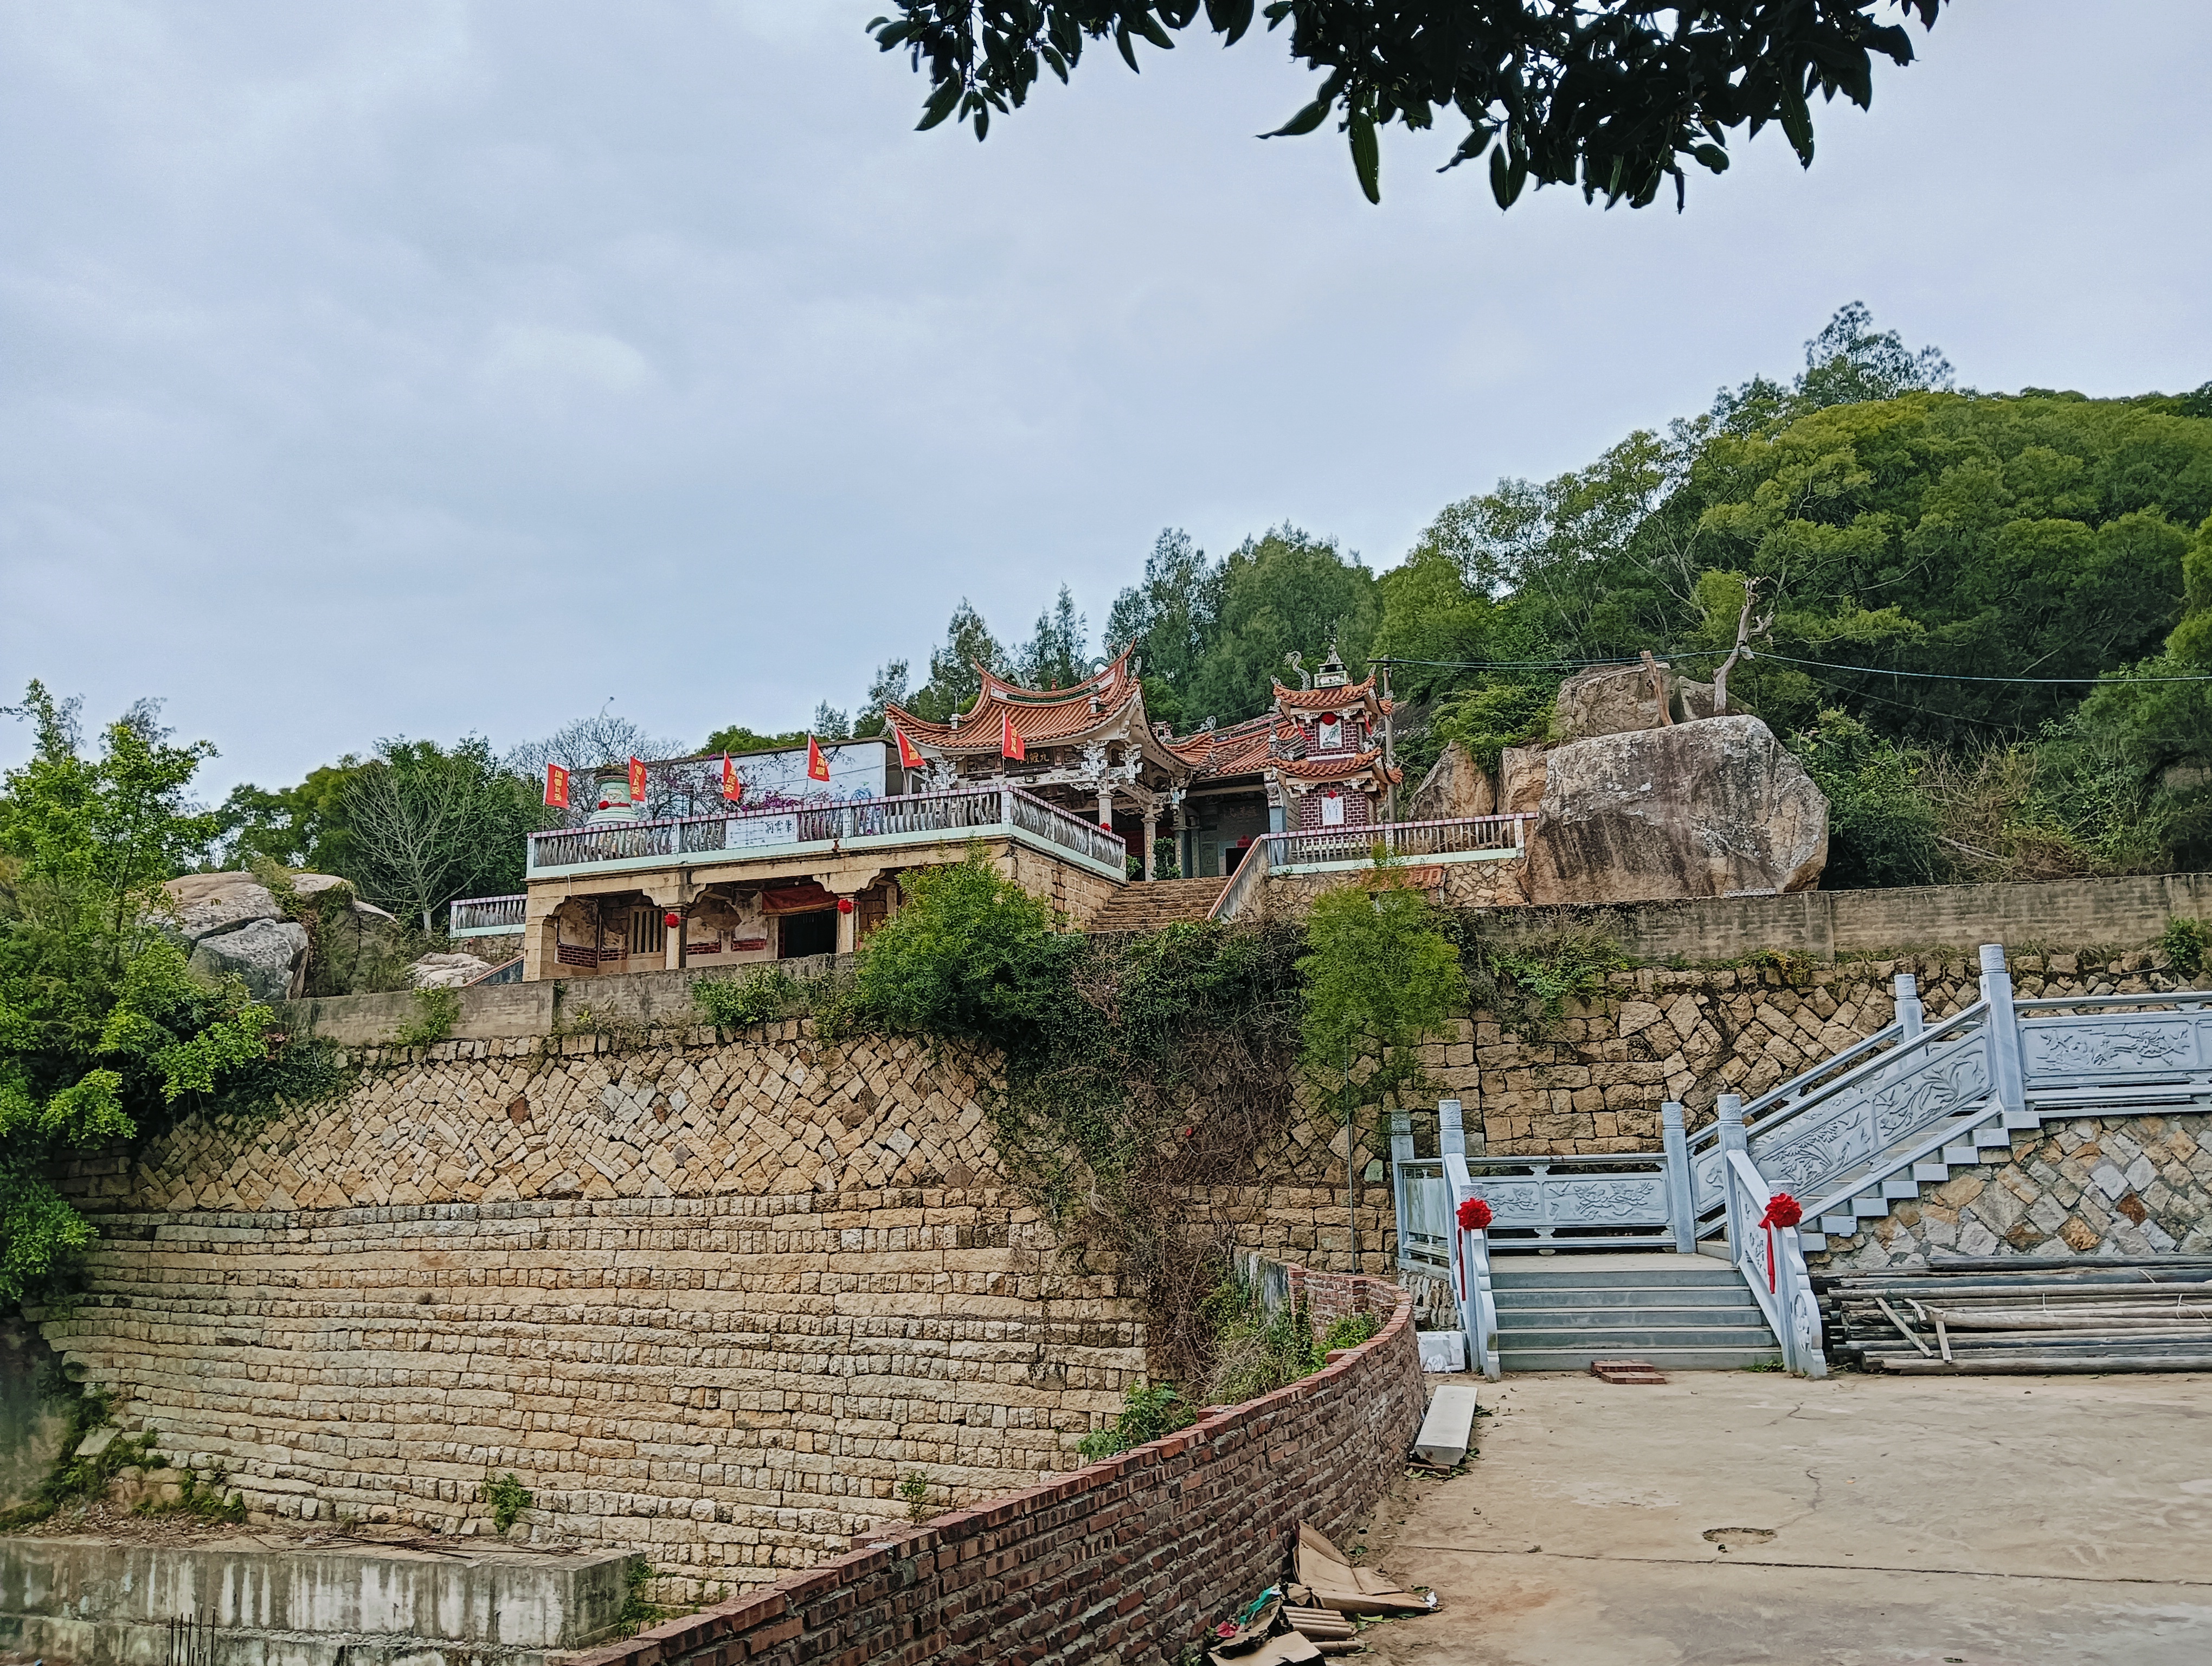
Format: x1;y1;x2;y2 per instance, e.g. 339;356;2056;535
1457;1196;1493;1232
663;912;680;928
837;897;855;914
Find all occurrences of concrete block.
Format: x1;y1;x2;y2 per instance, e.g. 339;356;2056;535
1417;1332;1468;1373
1412;1383;1480;1468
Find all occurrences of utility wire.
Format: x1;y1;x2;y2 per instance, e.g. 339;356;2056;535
1369;652;2212;685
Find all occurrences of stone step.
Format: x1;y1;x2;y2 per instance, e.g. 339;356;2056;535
1499;1344;1783;1371
1501;1323;1784;1351
1490;1259;1741;1291
1493;1284;1759;1310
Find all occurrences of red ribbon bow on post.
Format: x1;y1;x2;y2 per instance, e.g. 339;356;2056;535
1757;1192;1803;1291
1454;1197;1492;1300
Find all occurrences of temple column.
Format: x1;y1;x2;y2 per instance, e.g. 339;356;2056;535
524;895;558;983
664;908;684;972
1141;809;1158;880
1097;781;1114;831
836;896;858;956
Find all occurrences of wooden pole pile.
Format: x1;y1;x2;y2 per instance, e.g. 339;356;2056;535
1816;1257;2212;1374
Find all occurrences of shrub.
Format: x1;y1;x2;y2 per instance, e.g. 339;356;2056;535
1321;1311;1380;1352
481;1469;532;1534
1076;1383;1196;1462
897;1469;932;1522
1202;1280;1319;1406
2161;918;2210;977
693;968;801;1028
391;985;460;1046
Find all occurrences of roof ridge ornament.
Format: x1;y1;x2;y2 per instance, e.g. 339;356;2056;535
1284;650;1312;690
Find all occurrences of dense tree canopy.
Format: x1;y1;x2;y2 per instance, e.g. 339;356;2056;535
870;1;1945;207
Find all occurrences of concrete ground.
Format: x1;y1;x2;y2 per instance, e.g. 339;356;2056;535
1358;1370;2212;1666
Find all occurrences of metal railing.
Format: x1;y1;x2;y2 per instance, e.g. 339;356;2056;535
1266;811;1529;870
449;894;527;937
526;785;1125;876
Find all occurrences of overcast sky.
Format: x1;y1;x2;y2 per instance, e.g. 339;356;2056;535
4;1;2208;797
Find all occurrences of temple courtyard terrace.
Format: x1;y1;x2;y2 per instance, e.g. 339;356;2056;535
1361;1369;2212;1665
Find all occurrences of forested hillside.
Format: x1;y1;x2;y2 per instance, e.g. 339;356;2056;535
28;306;2205;951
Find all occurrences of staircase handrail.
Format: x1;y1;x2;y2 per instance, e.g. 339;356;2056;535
2012;989;2212;1011
1443;1152;1501;1380
1205;834;1274;923
1686;998;1990;1166
1801;1100;2008;1228
1722;1149;1827;1378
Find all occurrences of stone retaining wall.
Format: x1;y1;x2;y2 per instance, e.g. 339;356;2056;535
570;1276;1423;1666
1815;1112;2212;1268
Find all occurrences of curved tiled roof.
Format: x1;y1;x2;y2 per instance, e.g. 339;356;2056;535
1272;675;1392;716
1276;747;1403;786
886;644;1149;753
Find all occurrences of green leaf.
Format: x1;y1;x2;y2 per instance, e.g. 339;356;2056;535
916;79;963;133
1778;82;1815;165
1130;9;1176;52
1261;95;1332;139
1114;21;1142;73
1348;111;1380;204
1691;142;1729;174
1489;142;1527;209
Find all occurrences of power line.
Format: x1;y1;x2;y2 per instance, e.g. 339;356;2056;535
1369;651;2212;687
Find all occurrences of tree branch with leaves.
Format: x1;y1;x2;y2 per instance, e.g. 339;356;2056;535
869;2;1945;208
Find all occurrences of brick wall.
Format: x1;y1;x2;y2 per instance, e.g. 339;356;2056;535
569;1276;1422;1666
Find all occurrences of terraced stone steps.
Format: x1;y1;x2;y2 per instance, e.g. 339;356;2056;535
1085;877;1230;932
1491;1253;1783;1372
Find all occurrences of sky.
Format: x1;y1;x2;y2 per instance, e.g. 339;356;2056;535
3;1;2208;799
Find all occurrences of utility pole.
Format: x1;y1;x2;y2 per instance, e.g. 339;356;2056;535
1375;657;1398;823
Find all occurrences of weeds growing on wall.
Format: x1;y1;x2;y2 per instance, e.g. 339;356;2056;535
391;986;460;1047
1075;1383;1197;1461
1200;1277;1319;1406
854;850;1305;1381
1449;915;1630;1038
481;1469;532;1533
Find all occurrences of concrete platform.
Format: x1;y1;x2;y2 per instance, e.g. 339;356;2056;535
0;1534;631;1666
1361;1370;2212;1664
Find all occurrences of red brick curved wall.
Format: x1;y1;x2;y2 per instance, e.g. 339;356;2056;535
577;1272;1423;1666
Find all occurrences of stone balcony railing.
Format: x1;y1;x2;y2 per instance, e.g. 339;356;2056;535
525;784;1126;881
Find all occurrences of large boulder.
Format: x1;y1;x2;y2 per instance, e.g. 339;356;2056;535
1553;663;1670;740
410;952;493;990
1523;716;1827;905
159;873;284;945
1498;745;1550;814
188;918;310;1002
1406;742;1495;822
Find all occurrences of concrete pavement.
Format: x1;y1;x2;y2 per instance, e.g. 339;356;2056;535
1356;1370;2212;1665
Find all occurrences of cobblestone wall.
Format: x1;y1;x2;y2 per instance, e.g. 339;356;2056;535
1817;1112;2212;1267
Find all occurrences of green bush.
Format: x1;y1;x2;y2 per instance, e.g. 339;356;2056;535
1321;1311;1381;1352
1201;1280;1324;1405
1790;710;1943;888
2161;918;2210;977
481;1469;532;1534
693;968;802;1028
391;986;460;1046
1076;1383;1197;1462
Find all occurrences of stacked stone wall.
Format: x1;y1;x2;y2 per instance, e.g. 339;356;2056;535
1817;1112;2212;1267
570;1279;1422;1666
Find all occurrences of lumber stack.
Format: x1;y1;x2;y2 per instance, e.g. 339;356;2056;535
1817;1257;2212;1373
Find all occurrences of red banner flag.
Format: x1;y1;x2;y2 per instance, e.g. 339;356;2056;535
892;724;925;771
628;757;648;803
1000;710;1026;762
544;764;570;808
806;736;831;782
721;754;744;803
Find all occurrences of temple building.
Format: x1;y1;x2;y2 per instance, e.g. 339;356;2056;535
1160;644;1401;876
882;647;1193;877
487;639;1415;981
